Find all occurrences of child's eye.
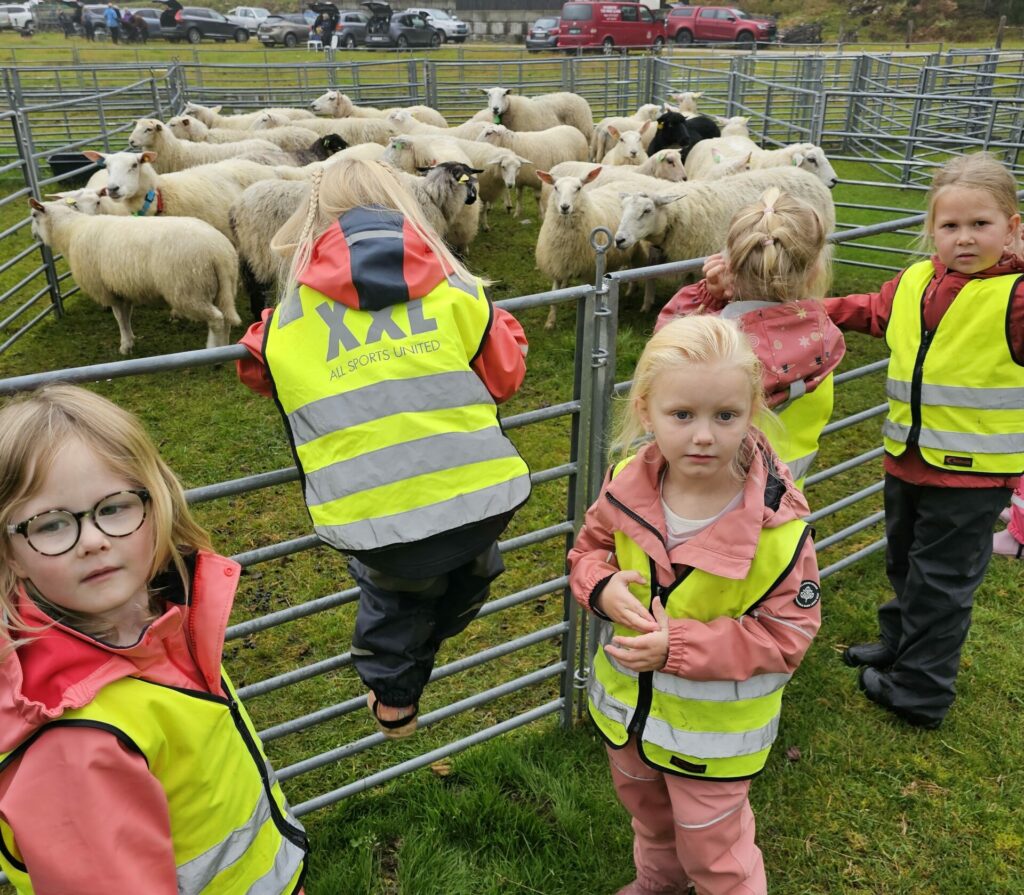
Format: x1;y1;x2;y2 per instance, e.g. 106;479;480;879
31;514;71;535
672;411;691;421
718;411;738;421
97;500;132;518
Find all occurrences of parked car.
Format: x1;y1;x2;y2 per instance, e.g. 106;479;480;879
525;15;559;51
666;5;775;45
127;7;162;35
555;1;665;51
225;5;268;32
257;11;308;45
157;3;250;42
362;1;439;48
332;9;369;47
403;6;467;43
0;3;35;29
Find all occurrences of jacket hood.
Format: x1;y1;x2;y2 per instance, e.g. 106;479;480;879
0;550;239;754
299;205;450;311
604;431;809;584
721;298;846;408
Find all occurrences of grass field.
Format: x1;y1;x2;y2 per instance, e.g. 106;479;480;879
1;40;1023;895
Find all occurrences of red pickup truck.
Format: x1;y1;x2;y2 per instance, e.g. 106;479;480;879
665;5;776;45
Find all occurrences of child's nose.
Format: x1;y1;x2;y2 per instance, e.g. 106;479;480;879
76;516;111;553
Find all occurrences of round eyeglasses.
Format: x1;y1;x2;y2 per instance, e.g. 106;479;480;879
6;489;151;557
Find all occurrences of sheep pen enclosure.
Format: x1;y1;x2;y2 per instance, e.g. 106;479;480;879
1;46;1024;894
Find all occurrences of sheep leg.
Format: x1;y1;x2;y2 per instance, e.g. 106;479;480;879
481;201;491;232
240;258;268;321
109;298;135;355
514;185;523;218
544;280;562;330
505;186;514;215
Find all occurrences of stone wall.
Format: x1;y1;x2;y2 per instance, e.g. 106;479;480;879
464;9;562;41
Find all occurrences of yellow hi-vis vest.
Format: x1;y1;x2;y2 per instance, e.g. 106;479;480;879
762;372;834;490
0;672;306;895
263;278;531;552
883;260;1024;475
588;457;811;780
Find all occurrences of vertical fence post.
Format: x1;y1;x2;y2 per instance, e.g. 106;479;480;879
149;76;163;119
900;66;927;185
13;111;65;320
424;60;437;109
407;59;419;102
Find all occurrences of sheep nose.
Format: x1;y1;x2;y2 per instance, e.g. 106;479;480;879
828;178;838;188
106;186;120;197
559;204;570;214
614;236;627;249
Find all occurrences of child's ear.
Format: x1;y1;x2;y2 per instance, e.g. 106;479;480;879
635;397;651;432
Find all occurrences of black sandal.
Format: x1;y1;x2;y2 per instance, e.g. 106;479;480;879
367;693;419;739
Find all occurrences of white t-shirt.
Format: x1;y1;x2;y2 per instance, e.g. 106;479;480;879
661;487;743;552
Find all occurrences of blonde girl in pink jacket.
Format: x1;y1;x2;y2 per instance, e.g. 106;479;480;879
568;316;821;895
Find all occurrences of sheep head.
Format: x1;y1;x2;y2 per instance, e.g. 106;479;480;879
614;191;684;249
483;86;513;121
182;102;221;126
128;118;163;150
101;151;157;201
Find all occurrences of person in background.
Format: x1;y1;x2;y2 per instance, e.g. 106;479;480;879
103;0;121;42
825;151;1024;729
569;315;820;895
657;187;845;490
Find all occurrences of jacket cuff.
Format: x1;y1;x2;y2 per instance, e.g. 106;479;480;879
661;620;689;675
588;574;615;620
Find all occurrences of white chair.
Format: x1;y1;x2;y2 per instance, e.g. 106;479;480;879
306;37;323;50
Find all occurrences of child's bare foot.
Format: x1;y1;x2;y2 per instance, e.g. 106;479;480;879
367;692;419;738
993;527;1023;558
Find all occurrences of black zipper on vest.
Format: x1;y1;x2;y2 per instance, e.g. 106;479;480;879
626;557;659;738
908;275;943;447
606;492;665;546
222;676;308;851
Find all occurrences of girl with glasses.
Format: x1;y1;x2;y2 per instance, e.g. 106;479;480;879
0;385;308;894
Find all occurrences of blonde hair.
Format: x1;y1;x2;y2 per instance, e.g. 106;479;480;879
612;316;768;477
725;187;831;303
0;385;211;643
923;152;1021;250
272;159;477;300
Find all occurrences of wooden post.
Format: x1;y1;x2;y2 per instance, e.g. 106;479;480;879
905;18;913;48
995;15;1006;49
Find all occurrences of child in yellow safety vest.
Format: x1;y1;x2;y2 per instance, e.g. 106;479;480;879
236;160;531;738
568;315;821;895
823;152;1024;729
656;187;846;489
0;386;307;895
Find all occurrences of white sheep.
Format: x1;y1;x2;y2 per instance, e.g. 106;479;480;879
684;136;838;187
128;119;289;173
716;116;751;137
28;197;240;354
249;112;395;147
393;162;481;250
182;101;315;129
88;150;282;240
590;104;661;160
694;151;752;181
476;123;589;215
308;90;447;127
668;91;703;114
538;155;688;221
600;125;651;166
473;87;593;138
386;109;490;141
535;168;652;330
168;115;321;152
611;167;836;265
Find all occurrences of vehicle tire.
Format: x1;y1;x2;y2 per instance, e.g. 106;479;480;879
283;32;296;47
602;36;613;52
737;29;754;46
234;28;248;42
434;27;445;43
186;26;201;43
396;34;408;47
653;35;665;48
429;30;441;48
343;33;355;48
675;28;692;45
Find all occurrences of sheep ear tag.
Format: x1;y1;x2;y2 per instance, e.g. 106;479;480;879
458;174;470;183
657;122;663;129
492;113;502;124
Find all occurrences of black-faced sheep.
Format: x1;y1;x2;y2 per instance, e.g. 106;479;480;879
647;111;721;160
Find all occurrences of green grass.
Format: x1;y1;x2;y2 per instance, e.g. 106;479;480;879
1;42;1022;894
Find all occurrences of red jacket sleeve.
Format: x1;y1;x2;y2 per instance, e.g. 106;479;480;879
471;306;528;404
662;537;821;681
655;280;728;332
822;271;903;338
236;308;274;398
0;727;178;894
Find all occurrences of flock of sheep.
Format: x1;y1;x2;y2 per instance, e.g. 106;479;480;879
28;85;839;353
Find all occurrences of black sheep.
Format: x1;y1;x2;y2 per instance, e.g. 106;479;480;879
290;134;349;166
647;111;721;162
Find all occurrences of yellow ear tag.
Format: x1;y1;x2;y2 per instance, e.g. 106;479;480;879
65;197;76;205
458;174;470;183
657;122;663;129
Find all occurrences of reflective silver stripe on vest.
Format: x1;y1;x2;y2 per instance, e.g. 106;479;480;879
305;429;523;506
288;370;493;447
883;420;1024;453
887;378;1024;410
345;229;402;245
590;681;779;758
315;475;531;551
603;649;791;702
785;451;817;483
245;837;305;895
1013;492;1024;510
774;378;807;414
177;796;271;894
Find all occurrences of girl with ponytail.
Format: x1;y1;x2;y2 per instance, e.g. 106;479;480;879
656;187;846;489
